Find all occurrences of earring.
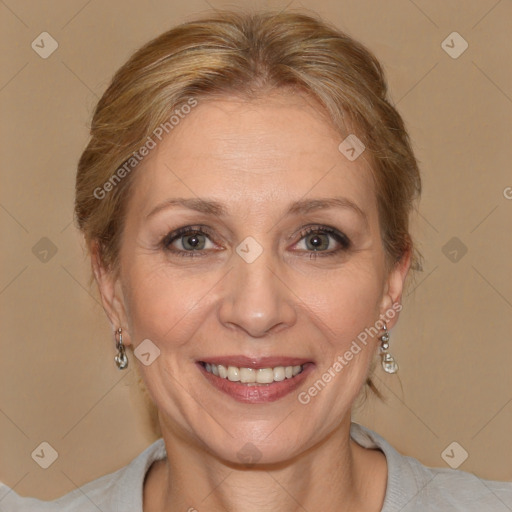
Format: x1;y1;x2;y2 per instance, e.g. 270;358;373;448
114;327;128;370
379;322;398;374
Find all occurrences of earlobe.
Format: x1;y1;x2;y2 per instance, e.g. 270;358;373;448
90;242;130;344
379;248;411;329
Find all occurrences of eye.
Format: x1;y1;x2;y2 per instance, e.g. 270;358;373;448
162;226;217;257
293;225;350;257
160;224;350;259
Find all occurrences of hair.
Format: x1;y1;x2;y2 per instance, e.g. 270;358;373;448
75;10;422;408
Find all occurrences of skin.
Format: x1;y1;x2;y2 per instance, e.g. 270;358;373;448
93;90;410;511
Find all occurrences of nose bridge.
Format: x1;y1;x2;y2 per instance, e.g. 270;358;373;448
218;239;296;337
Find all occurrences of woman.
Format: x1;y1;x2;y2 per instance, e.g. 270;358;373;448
2;9;510;512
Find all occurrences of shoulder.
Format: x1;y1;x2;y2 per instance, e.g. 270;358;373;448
0;438;167;512
350;422;512;511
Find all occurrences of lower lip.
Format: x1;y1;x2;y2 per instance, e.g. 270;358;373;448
197;362;314;403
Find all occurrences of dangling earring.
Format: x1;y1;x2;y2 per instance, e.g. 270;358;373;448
379;322;398;374
114;327;128;370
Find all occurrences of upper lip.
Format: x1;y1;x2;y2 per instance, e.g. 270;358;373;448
199;356;313;369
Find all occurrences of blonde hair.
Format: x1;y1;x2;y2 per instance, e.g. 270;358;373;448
75;10;422;404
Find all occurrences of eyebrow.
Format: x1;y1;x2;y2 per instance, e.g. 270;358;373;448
145;196;368;227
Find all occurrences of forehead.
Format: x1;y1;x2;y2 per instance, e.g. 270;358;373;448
128;91;377;221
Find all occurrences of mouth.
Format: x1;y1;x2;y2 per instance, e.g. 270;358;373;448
196;356;314;403
200;361;305;384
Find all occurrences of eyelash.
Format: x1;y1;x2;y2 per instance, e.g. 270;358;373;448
161;225;351;259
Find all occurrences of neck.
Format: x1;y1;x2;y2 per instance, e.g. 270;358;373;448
144;418;387;512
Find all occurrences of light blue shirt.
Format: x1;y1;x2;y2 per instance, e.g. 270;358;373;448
1;422;511;511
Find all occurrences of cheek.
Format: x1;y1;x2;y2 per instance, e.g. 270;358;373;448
298;261;383;343
122;260;216;347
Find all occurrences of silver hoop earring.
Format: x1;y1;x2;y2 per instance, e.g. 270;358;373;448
379;323;398;374
114;327;128;370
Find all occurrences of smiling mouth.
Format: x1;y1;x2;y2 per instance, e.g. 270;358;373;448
199;361;306;385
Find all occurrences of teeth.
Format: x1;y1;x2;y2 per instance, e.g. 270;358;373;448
227;366;240;381
273;366;285;382
257;368;274;383
203;362;304;383
240;367;256;383
218;364;228;379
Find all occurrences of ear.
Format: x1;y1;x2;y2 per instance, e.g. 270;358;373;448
91;241;131;346
378;247;411;330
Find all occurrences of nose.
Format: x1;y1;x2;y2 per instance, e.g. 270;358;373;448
217;248;297;338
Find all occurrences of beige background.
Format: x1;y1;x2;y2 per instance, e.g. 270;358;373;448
1;0;511;502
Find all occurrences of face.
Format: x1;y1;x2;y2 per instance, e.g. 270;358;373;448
95;91;409;464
